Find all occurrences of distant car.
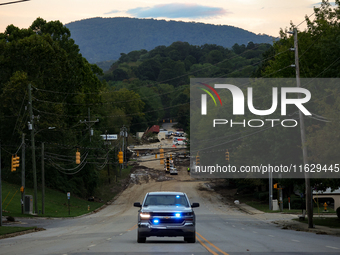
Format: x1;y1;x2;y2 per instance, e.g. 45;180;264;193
134;191;199;243
170;167;178;175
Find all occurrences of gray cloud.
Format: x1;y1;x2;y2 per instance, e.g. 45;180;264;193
126;3;229;19
104;10;120;15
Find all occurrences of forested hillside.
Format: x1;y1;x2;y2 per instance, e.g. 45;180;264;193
2;0;340;200
0;16;271;198
100;41;272;132
65;17;275;63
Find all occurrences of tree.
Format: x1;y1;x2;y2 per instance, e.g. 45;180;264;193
0;18;104;197
250;0;340;192
137;59;161;80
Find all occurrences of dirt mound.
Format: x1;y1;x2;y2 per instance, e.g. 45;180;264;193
129;165;173;184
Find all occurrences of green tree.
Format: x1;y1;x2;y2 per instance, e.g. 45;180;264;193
0;18;104;197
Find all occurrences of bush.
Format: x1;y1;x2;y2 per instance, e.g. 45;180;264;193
253;191;269;202
336;207;340;219
283;196;306;209
237;184;253;194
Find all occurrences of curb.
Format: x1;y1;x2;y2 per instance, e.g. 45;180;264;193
274;220;340;236
0;227;45;240
233;203;265;215
232;203;340;236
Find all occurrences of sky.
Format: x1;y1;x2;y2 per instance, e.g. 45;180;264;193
0;0;330;37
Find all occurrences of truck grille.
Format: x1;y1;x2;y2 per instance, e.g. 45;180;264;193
158;218;184;224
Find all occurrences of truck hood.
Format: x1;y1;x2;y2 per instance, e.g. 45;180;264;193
141;205;192;213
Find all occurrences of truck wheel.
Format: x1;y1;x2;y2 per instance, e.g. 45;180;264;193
137;231;146;243
184;232;196;243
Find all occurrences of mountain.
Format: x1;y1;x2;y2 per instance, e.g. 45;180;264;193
65;17;275;63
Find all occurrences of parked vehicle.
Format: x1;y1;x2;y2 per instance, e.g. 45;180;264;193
173;137;186;145
170;167;178;175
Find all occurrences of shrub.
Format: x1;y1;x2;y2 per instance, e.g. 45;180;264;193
252;191;269;202
283;196;306;209
336;207;340;219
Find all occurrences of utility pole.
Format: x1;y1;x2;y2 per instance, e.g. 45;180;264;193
121;126;128;168
269;171;273;210
291;28;313;228
105;131;110;184
114;147;117;182
279;174;283;212
121;126;125;169
21;134;25;214
0;140;2;226
79;108;99;142
28;83;38;214
88;108;91;142
41;142;45;214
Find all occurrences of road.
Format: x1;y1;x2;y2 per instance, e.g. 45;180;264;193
1;163;340;254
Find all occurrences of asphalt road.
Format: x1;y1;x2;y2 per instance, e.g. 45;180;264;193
1;169;340;255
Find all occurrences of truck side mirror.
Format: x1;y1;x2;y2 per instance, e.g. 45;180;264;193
191;203;199;208
134;202;141;207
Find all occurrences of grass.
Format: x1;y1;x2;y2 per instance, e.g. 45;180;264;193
237;194;340;229
1;166;133;218
1;181;103;218
93;165;132;202
0;226;38;236
238;194;336;214
294;217;340;228
244;200;336;214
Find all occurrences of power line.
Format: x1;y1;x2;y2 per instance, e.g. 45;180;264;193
0;0;29;6
31;86;187;106
32;101;191;118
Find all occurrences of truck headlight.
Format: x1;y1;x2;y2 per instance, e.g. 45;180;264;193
140;213;150;219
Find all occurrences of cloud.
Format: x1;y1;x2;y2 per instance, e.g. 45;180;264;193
104;10;120;15
126;3;229;19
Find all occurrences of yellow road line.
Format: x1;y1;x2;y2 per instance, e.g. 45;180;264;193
127;224;137;231
196;235;219;255
197;232;229;255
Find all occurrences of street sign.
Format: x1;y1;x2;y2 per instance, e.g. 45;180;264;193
67;192;70;199
100;134;118;140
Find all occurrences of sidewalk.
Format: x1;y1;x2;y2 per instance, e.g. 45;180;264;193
234;202;340;236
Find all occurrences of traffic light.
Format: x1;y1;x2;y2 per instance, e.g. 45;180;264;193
11;155;20;172
76;150;80;164
20;186;24;193
118;150;123;164
166;157;170;170
11;155;15;172
274;183;278;189
225;149;229;162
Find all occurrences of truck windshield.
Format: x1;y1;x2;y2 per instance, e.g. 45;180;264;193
144;195;189;207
